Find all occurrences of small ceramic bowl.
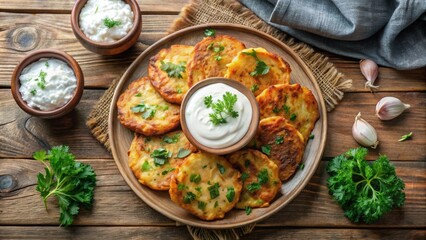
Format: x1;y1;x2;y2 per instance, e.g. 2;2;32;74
11;49;84;119
71;0;142;55
181;77;260;155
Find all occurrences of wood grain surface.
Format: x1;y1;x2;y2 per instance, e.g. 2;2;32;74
0;0;425;239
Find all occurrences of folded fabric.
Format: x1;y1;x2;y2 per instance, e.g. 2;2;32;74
240;0;426;70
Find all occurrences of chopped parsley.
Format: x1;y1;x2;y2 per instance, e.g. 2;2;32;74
214;201;219;208
161;168;175;175
241;172;249;182
150;148;171;166
160;61;186;79
30;89;37;96
309;134;315;140
242;49;270;76
37;82;46;90
208;182;220;199
298;163;305;170
207;43;225;61
289;113;297;121
261;145;271;156
177;88;182;94
135;93;142;97
204;28;216;37
282;105;290;114
162;133;181;144
44;61;49;68
177;148;191;158
183;192;196;204
217;164;225;174
246;182;261;193
250;84;259;93
257;169;269;185
190;174;201;183
131;102;157;120
195;187;202;193
141;161;152;171
204;92;239;126
244;160;250;167
226;187;235;202
245;206;252;215
198;201;207;210
398;132;413;142
275;136;284;144
177;183;186;191
103;17;121;28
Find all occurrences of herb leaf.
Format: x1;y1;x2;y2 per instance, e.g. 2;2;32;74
204;95;213;108
245;206;252;215
241;172;249;182
131;102;156;120
242;49;270;76
141;161;152;171
226;187;235;202
103;17;121;28
217;164;226;174
208;183;220;199
177;148;191;158
298;163;305;170
398;132;413;142
290;113;297;121
204;28;216;37
275;136;284;144
160;61;186;79
190;174;201;183
250;84;259;93
261;145;271;156
150;148;171;166
257;169;269;185
183;192;196;204
204;92;239;126
163;133;181;144
246;182;261;193
34;146;96;227
198;201;207;210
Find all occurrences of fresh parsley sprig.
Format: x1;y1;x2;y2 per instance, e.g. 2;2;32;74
103;17;121;28
204;92;239;126
242;49;270;76
34;146;96;227
160;61;186;79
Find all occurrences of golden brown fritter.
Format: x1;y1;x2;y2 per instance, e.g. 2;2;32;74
256;83;319;142
148;45;194;104
128;131;197;190
169;152;242;220
224;48;291;96
117;77;180;136
228;149;281;209
254;116;305;181
187;35;246;86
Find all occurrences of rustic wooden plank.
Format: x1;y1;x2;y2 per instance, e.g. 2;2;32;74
1;90;424;160
326;91;426;161
1;158;424;227
0;13;173;88
1;13;425;91
0;227;424;240
0;0;189;14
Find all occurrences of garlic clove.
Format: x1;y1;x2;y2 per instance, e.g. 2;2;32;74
352;112;379;149
360;59;379;92
376;96;410;120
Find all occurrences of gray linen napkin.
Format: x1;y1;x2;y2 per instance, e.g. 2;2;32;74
240;0;426;70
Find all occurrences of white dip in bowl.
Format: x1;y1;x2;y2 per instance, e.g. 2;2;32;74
79;0;134;43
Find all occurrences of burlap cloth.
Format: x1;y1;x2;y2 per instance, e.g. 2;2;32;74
86;0;352;239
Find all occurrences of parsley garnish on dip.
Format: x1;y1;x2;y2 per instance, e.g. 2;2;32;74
79;0;134;43
184;83;252;148
18;58;77;111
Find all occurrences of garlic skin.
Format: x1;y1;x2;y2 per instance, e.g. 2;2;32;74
352;112;379;149
376;97;410;120
360;59;379;91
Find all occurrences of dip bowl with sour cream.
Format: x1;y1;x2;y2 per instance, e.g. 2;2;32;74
11;49;84;118
181;78;260;155
71;0;142;55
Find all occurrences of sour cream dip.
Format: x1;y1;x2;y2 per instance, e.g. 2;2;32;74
19;58;77;111
79;0;134;43
184;83;253;148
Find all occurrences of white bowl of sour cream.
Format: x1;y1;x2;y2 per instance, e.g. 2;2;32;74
11;49;84;118
181;78;259;155
71;0;142;55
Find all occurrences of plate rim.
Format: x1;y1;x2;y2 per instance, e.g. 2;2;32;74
108;23;328;229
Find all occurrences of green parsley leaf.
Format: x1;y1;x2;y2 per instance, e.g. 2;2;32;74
177;183;186;191
214;201;219;208
282;105;290;114
257;169;269;185
34;146;96;227
244;160;250;167
141;161;152;171
205;92;239;126
160;61;186;79
208;182;220;199
246;182;261;193
398;132;413;142
198;201;207;210
245;206;252;215
30;89;37;96
142;108;156;120
37;82;45;90
214;55;222;61
163;133;181;144
327;147;405;224
290;113;297;121
131;102;156;120
161;168;175;175
177;88;182;94
204;95;213;108
226;187;235;202
250;84;259;93
45;61;49;68
261;145;271;156
195;187;202;193
217;164;226;174
242;49;270;76
309;134;315;140
275;136;284;145
150;148;171;166
272;107;281;114
298;163;305;170
183;192;196;204
103;17;121;28
135;93;142;97
177;148;191;158
190;173;201;183
204;28;216;37
241;172;249;182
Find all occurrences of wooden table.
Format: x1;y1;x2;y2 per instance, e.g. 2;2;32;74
0;1;425;239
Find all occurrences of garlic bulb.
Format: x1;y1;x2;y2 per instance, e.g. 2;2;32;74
352;112;379;149
360;59;379;91
376;97;410;120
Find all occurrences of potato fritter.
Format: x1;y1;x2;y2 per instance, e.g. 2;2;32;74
228;149;281;209
169;152;242;220
254;117;305;181
128;131;197;190
148;45;194;104
224;48;291;96
117;77;180;136
256;83;319;142
187;35;246;86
